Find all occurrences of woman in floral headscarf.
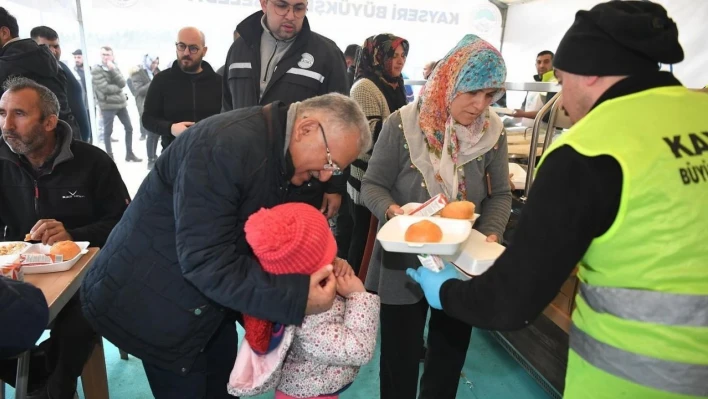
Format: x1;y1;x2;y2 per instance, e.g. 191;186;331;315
346;33;409;273
360;35;511;399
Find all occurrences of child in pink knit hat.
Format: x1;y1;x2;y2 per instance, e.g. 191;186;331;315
227;202;380;399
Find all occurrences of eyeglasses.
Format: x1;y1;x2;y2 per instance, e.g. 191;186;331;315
318;123;342;176
175;42;201;55
269;0;307;19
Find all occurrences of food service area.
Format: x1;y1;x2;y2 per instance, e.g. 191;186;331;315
0;0;707;398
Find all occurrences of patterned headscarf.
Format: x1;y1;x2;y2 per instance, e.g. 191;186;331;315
355;33;409;86
418;35;506;199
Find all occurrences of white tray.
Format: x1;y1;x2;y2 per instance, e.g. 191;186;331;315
377;216;472;256
0;242;32;265
442;230;505;279
508;162;528;191
491;107;515;115
401;202;480;222
21;242;90;274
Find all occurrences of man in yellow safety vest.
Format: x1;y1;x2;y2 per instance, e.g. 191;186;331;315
406;1;708;398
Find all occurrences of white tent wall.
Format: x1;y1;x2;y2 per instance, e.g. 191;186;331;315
502;0;708;107
3;0;502;81
2;0;505;87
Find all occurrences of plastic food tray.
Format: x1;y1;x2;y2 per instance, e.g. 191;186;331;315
442;230;505;279
377;216;472;256
0;242;32;265
401;202;479;222
21;242;90;274
509;162;528;191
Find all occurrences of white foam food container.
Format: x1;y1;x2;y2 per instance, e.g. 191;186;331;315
508;163;528;191
442;230;505;280
21;242;90;274
377;216;472;256
491;107;515;115
0;242;32;265
401;202;480;222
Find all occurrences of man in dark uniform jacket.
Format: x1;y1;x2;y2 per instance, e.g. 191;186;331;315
222;0;350;219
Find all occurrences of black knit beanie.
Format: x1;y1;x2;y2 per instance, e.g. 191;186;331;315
554;1;684;76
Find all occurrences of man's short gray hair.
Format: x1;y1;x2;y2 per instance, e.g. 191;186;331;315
298;93;372;156
2;76;60;120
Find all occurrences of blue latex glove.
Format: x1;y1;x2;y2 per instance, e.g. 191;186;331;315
406;263;459;310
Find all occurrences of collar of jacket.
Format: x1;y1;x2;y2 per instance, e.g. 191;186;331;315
0;120;75;173
260;15;297;44
168;59;217;79
591;71;682;111
237;10;311;50
1;37;21;48
270;101;295;181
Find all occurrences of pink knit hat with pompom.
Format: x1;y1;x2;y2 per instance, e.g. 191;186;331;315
245;202;337;276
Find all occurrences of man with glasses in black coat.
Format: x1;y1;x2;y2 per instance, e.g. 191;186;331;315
142;27;222;153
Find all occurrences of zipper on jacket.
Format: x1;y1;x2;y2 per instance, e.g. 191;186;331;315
34;180;39;217
263;42;279;83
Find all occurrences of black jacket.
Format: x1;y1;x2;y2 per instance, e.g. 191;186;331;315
142;60;222;149
222;11;349;205
0;40;74;124
81;103;310;375
0;277;49;359
59;61;90;142
0;121;130;247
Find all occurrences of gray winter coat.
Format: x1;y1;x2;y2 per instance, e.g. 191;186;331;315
91;64;128;110
362;104;512;305
128;67;156;113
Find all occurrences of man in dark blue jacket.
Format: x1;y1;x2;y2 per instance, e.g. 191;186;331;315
30;26;91;142
81;93;371;398
0;277;48;359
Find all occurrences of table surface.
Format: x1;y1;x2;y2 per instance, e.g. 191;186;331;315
24;248;99;323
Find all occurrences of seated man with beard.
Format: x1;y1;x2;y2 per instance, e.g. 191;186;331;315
0;76;130;399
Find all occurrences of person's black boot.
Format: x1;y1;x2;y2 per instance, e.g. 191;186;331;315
125;153;142;162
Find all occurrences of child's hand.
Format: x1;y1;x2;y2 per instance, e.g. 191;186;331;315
336;274;365;298
332;257;355;277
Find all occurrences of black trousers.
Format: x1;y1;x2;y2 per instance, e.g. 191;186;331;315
0;293;96;399
101;107;133;155
146;132;160;161
335;193;353;261
142;320;238;399
138;109;159;161
380;299;472;399
348;200;372;275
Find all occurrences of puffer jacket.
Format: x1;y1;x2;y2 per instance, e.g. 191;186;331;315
127;66;157;113
91;64;128;110
81;102;310;375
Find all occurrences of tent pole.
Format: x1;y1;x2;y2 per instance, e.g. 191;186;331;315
75;0;99;145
